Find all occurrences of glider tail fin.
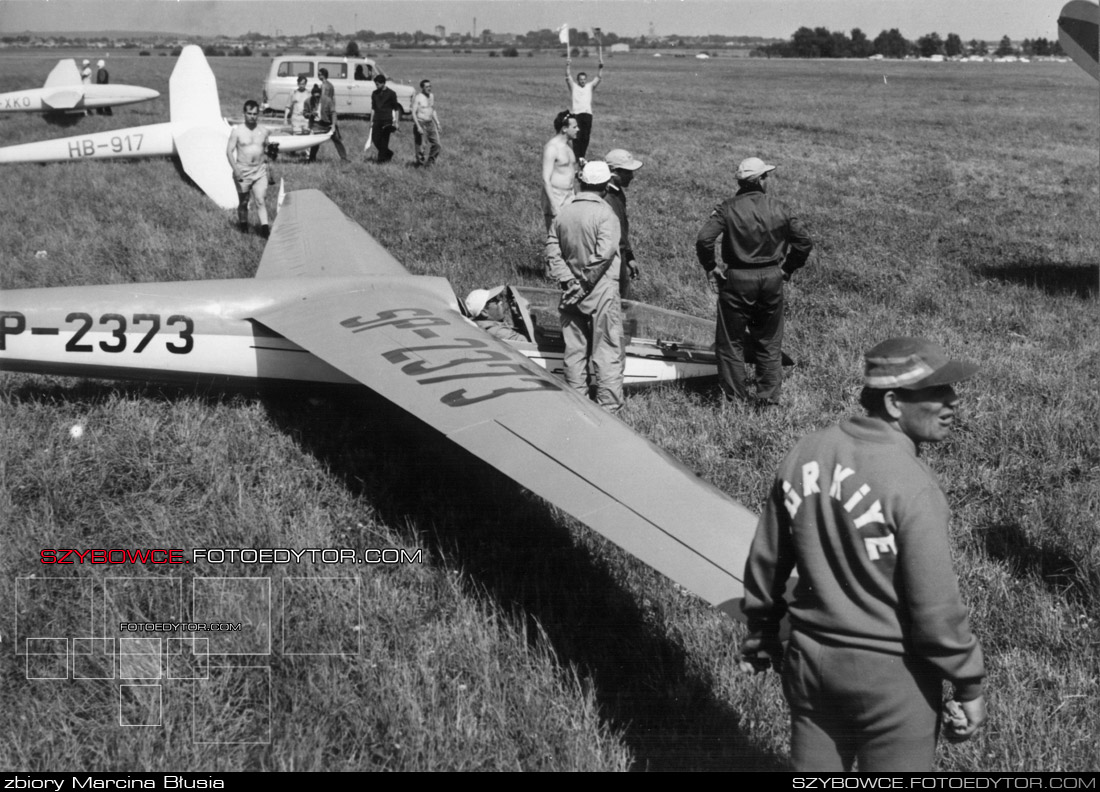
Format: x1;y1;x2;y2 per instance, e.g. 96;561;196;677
43;60;82;88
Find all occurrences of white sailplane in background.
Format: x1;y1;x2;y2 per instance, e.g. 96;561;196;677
0;58;160;116
0;46;333;209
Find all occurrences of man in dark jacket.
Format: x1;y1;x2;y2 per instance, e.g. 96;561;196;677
603;148;643;298
370;74;402;163
695;156;813;405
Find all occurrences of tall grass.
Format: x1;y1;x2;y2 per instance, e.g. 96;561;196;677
0;50;1097;771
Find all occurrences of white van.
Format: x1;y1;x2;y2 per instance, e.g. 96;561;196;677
261;56;415;117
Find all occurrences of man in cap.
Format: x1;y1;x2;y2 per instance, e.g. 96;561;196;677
465;286;527;341
370;74;402;163
740;337;987;771
603;148;643;298
695;156;813;406
546;160;624;411
95;59;112;115
541;110;580;232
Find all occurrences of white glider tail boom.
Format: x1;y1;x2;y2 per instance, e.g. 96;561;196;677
0;189;758;619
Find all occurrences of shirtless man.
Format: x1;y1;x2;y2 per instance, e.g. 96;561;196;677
226;100;272;238
541;110;579;232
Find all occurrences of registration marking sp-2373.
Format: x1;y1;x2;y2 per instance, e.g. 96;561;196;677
339;307;562;407
0;311;194;354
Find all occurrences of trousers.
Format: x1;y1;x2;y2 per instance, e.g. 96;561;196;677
783;631;941;772
559;277;623;411
414;119;441;165
715;266;785;403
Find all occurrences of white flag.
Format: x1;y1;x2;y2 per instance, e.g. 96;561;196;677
557;24;570;46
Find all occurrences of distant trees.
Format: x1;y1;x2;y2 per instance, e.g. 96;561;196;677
916;32;944;58
873;28;911;58
757;26;1059;60
345;40;360;57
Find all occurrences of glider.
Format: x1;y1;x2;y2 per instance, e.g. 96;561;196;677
1059;0;1099;80
0;46;333;209
0;59;160;116
0;189;758;619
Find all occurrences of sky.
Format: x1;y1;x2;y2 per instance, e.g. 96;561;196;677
0;0;1068;41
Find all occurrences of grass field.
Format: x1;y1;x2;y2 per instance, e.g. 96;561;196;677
0;49;1097;771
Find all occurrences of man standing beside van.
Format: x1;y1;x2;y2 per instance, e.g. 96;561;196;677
285;75;311;134
316;68;349;161
370;74;402;164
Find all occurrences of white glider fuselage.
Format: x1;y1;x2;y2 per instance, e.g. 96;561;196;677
0;84;161;114
0;277;718;388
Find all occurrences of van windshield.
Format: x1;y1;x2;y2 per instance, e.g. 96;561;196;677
277;61;314;79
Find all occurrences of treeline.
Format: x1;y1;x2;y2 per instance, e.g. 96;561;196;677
758;27;1065;58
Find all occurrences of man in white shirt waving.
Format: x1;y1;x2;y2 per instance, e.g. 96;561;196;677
565;58;603;161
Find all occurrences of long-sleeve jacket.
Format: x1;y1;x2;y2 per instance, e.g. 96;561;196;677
695;183;812;274
371;86;401;126
603;186;634;266
545;192;621;288
742;416;985;701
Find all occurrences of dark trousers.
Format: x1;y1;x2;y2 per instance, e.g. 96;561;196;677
308;121;348;162
372;122;394;162
783;631;941;772
715;266;785;404
573;112;593;159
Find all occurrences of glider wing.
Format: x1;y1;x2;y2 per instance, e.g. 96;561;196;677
250;190;758;617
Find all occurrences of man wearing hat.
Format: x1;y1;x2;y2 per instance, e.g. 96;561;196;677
740;337;987;771
465;286;527;341
695;156;813;405
95;59;112;115
546;160;624;411
603;148;643;298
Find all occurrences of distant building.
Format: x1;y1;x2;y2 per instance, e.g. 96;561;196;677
434;25;446;39
610;43;630;53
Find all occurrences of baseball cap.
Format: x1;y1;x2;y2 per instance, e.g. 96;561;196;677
465;286;505;318
578;160;612;185
863;337;979;390
736;157;777;182
604;149;643;171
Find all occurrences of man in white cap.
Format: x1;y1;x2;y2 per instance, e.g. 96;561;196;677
741;337;987;771
695;156;813;406
546;160;624;411
81;60;92;84
95;59;111;115
603;148;643;297
465;286;527;341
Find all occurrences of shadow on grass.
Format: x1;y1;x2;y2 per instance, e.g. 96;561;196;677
973;260;1098;300
3;377;784;769
979;521;1099;608
258;386;786;771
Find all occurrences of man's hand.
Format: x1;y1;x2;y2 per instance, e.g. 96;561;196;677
738;633;783;674
942;697;986;743
706;269;726;294
560;279;586;307
627;262;639;280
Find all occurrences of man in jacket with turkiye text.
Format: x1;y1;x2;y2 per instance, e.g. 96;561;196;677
741;337;987;771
